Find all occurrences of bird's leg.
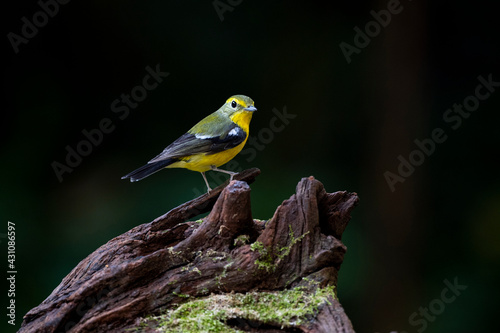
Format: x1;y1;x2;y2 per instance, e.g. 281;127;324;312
201;172;212;193
210;165;238;181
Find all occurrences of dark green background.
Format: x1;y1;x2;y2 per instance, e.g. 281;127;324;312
2;0;499;332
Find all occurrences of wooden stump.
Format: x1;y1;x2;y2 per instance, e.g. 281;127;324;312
20;168;359;332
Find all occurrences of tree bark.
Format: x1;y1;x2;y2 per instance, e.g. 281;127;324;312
20;168;359;333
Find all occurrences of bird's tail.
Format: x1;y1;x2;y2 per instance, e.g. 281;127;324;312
121;158;175;182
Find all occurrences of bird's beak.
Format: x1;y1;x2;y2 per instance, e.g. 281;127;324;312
244;105;257;112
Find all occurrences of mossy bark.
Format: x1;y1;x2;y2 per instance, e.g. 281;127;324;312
20;168;358;332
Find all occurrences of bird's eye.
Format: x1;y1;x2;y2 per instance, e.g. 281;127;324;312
231;100;237;108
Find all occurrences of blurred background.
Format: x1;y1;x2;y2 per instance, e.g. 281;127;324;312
2;0;499;332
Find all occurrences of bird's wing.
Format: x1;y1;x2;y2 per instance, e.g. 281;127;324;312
147;120;247;163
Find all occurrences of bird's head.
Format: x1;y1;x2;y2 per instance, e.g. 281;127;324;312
220;95;257;116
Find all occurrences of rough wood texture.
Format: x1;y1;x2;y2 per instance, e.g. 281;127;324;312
20;169;359;333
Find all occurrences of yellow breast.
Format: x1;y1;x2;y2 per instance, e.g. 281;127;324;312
229;110;253;134
167;110;254;172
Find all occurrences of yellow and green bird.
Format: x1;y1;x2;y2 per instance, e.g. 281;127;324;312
121;95;257;192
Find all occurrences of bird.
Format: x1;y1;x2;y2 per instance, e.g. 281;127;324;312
121;95;257;192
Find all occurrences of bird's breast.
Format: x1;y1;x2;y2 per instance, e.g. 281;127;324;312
229;111;253;134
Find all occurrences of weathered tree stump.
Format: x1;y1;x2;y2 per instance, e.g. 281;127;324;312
21;168;359;332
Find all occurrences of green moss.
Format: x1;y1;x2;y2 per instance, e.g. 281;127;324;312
172;292;190;298
205;249;229;263
250;226;309;272
197;287;209;295
276;226;309;261
249;241;264;252
166;280;178;286
181;264;202;276
250;241;274;272
167;247;182;257
138;284;336;332
234;234;250;246
215;262;233;287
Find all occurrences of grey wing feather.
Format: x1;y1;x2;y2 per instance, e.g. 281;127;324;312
148;123;246;164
